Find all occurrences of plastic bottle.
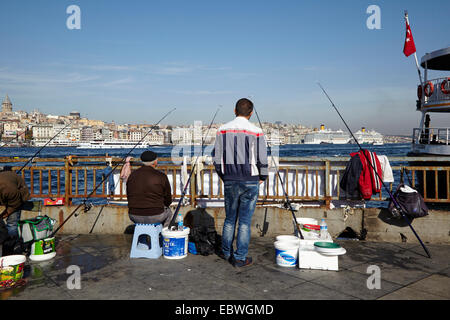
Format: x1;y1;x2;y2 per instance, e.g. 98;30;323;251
320;218;328;239
177;213;184;231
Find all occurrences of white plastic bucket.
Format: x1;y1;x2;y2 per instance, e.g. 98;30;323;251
0;255;26;287
274;240;300;267
161;227;190;260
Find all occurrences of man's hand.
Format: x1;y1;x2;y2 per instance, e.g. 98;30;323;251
259;180;264;185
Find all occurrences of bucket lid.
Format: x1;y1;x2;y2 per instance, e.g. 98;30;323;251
314;242;341;249
0;255;26;267
162;226;190;237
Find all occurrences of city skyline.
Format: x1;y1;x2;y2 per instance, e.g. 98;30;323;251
1;1;449;134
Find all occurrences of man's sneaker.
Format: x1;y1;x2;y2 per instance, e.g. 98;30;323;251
218;251;232;262
232;256;253;268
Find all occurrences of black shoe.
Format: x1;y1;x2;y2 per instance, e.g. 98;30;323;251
232;256;253;268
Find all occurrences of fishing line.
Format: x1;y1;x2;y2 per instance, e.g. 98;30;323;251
167;106;221;229
317;82;431;258
16;122;73;174
0;130;27;149
51;108;176;237
252;106;304;239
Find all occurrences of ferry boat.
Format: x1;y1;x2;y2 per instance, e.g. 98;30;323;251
303;125;351;144
76;140;151;149
410;47;450;156
408;46;450;201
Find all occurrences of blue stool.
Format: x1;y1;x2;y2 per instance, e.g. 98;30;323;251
130;223;163;259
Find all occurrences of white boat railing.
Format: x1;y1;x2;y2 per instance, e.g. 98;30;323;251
422;77;450;104
413;127;450;145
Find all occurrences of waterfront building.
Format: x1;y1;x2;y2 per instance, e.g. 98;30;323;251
32;124;54;145
128;130;142;141
144;131;164;145
81;126;94;141
172;127;193;145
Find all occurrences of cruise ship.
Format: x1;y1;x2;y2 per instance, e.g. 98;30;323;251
303;125;351;144
76;140;151;149
351;127;384;145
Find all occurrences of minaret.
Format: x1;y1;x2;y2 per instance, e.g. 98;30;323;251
2;94;13;113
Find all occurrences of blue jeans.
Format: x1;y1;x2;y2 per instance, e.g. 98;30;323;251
6;210;21;237
222;181;259;261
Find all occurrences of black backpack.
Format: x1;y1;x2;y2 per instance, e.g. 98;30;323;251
185;208;220;256
388;169;428;219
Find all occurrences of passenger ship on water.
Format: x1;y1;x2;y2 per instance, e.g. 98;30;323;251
76;139;154;149
408;46;450;201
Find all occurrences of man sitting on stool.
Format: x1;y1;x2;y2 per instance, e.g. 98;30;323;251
126;151;174;227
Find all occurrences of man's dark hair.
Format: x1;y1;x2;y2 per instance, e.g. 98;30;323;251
235;98;254;117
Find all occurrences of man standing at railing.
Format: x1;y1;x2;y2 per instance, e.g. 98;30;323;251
126;151;174;227
0;166;30;238
213;98;268;268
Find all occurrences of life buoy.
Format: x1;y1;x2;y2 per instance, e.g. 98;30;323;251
417;85;423;100
424;81;434;97
441;78;450;95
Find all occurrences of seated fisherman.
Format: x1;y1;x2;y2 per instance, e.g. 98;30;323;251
126;151;174;227
0;166;30;237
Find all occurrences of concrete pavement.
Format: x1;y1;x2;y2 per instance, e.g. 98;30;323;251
1;235;449;300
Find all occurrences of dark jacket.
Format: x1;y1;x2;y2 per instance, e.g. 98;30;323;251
126;165;172;216
340;154;363;200
0;171;30;216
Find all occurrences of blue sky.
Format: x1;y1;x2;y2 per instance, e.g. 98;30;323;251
0;0;449;134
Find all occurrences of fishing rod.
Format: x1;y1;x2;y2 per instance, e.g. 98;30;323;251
51;108;176;237
16;122;72;174
252;106;304;240
317;82;431;258
167;106;221;230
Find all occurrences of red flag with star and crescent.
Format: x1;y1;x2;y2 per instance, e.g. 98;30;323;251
403;20;416;57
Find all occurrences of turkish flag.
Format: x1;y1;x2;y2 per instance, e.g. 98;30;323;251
403;20;416;57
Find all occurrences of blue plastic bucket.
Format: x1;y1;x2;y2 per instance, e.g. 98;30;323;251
161;227;190;259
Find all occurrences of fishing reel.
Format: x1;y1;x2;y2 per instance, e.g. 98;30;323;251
76;201;93;216
389;207;403;220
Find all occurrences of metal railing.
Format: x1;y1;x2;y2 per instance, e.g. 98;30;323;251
1;155;449;207
413;127;450;145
